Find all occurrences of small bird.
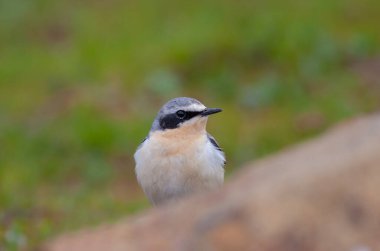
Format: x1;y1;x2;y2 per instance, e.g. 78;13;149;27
134;97;225;206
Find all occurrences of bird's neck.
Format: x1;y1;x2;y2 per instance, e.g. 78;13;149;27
151;118;207;141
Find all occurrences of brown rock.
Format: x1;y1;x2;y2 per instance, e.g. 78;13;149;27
43;113;380;251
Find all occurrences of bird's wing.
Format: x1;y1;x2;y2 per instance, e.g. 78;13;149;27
136;137;148;150
207;133;222;151
207;133;226;167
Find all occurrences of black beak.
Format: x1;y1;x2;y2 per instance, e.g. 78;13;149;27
201;108;222;116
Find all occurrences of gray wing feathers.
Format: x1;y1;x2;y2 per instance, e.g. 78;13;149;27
207;133;222;151
136;137;148;150
207;133;226;167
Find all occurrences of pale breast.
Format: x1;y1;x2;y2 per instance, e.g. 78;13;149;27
134;132;225;205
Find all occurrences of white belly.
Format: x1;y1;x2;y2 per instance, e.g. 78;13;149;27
134;133;225;205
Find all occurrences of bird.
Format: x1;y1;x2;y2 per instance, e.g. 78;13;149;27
134;97;226;206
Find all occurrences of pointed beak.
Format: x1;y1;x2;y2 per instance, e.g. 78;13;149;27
201;108;222;116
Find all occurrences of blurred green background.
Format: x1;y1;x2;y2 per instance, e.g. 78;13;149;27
1;0;379;249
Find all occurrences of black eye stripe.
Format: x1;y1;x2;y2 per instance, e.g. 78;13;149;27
176;110;186;118
185;111;202;119
159;113;179;129
159;111;203;130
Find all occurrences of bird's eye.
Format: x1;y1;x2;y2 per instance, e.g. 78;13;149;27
176;110;186;119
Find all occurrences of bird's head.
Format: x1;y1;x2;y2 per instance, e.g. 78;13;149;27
150;97;222;136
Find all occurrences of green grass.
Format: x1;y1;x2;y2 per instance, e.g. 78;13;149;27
1;0;380;249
